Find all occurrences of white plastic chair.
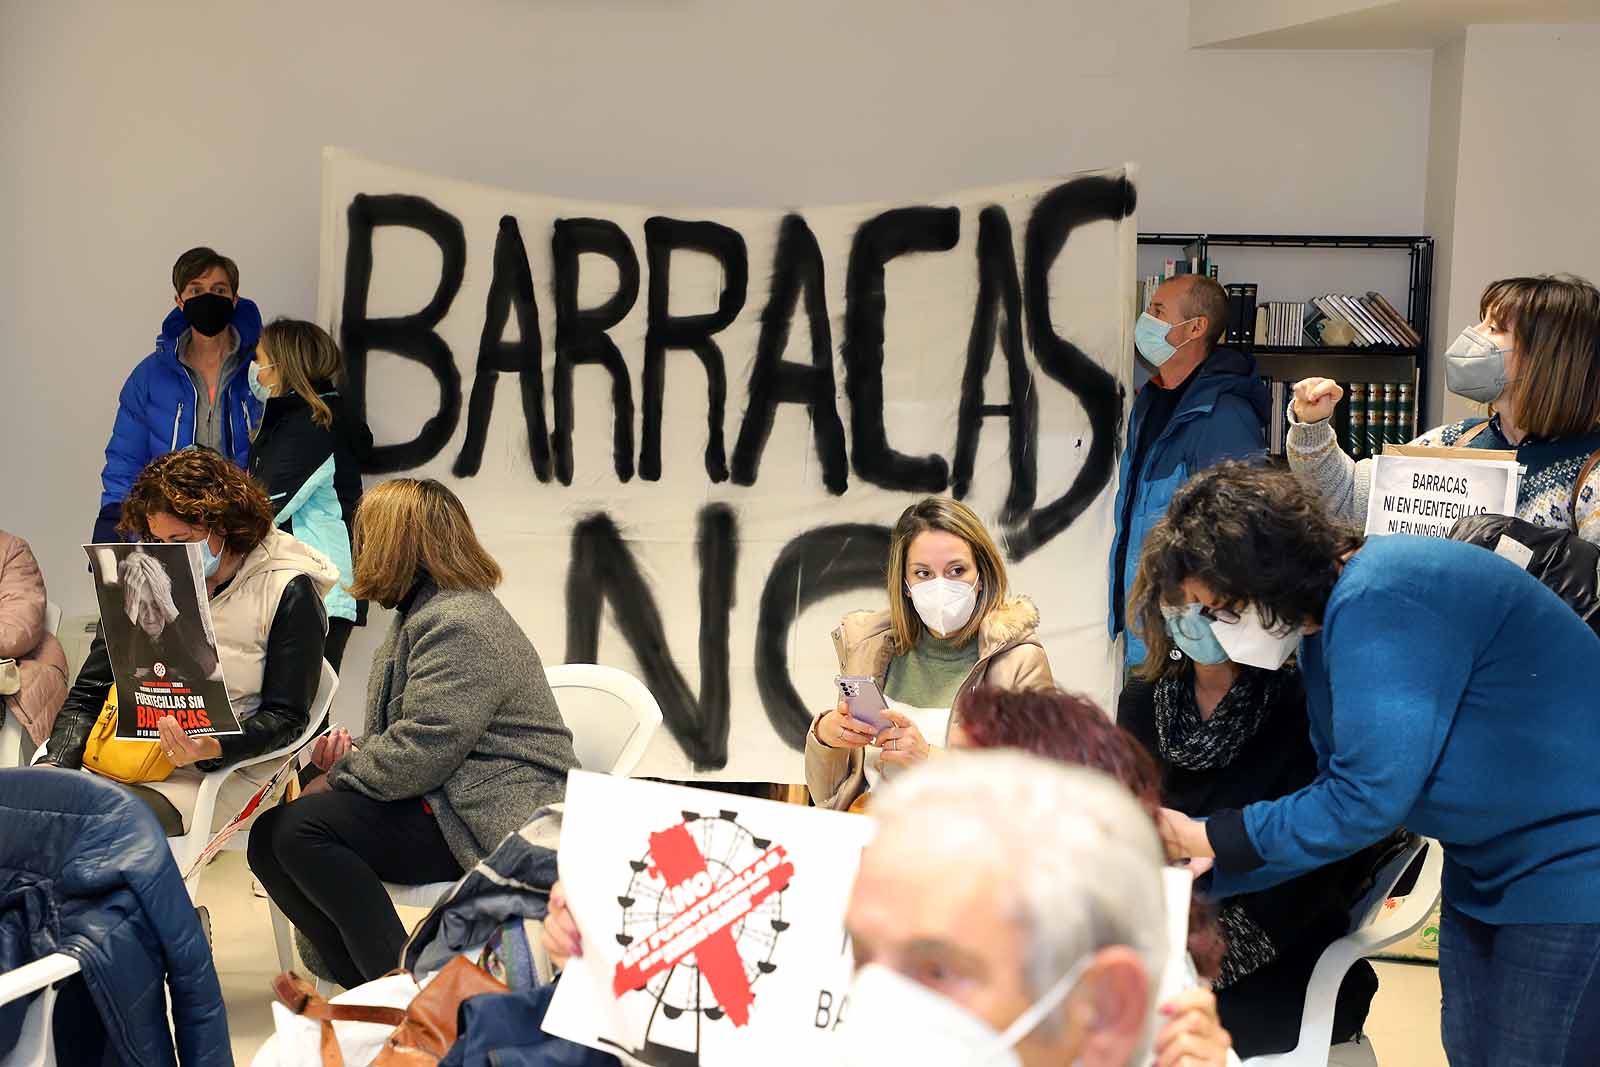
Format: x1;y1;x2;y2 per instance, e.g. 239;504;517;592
157;661;332;982
0;952;80;1067
171;661;339;895
0;604;63;771
1242;836;1444;1067
325;665;664;967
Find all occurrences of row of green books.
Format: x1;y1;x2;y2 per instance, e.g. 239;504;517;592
1332;382;1417;458
1264;380;1415;458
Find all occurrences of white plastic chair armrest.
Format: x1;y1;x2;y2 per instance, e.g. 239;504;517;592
191;662;340;816
0;953;79;1006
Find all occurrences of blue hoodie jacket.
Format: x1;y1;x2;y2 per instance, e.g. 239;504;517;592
93;299;265;543
1108;347;1268;667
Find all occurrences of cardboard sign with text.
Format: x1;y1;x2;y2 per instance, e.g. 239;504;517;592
543;771;873;1066
1365;450;1521;539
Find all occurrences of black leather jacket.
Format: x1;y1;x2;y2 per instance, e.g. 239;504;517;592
1450;513;1600;637
41;574;326;769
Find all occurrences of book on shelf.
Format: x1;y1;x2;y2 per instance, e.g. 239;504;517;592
1365;381;1383;458
1349;383;1368;458
1366;291;1422;346
1224;283;1258;346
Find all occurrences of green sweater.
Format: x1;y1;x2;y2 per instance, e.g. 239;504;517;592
884;632;979;709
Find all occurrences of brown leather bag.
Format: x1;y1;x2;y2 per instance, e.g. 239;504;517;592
272;956;509;1066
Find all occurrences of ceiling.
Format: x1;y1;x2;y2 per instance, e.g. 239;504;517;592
1191;0;1600;50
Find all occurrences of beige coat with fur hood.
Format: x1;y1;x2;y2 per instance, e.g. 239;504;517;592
804;596;1053;810
0;532;68;745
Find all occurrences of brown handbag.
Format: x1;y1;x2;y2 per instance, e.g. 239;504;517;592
272;956;510;1067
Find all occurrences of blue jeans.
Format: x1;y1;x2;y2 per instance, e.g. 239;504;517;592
1439;900;1600;1066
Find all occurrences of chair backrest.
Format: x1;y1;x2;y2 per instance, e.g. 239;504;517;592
43;602;61;637
1240;837;1443;1066
1351;834;1430;932
546;663;663;777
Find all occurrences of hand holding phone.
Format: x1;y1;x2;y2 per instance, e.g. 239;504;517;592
835;676;893;732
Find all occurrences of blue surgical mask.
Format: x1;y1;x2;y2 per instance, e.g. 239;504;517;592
1161;603;1229;665
248;360;274;403
1134;312;1198;368
194;535;222;578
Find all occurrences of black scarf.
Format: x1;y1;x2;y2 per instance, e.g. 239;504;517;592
1154;664;1301;990
1153;666;1296;772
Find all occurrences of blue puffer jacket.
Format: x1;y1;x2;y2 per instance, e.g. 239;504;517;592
94;300;265;543
1109;347;1268;668
0;769;230;1066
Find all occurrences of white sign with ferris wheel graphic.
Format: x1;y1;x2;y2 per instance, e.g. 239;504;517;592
544;771;874;1067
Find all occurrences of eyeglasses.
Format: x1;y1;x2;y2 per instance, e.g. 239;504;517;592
1162;601;1241;625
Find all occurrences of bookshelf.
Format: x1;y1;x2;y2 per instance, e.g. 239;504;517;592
1136;232;1435;444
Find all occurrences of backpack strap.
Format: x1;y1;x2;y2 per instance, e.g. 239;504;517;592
1457;420;1491;447
1570;448;1600;532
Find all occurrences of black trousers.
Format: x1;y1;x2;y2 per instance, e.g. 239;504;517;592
248;789;463;988
323;617;355;673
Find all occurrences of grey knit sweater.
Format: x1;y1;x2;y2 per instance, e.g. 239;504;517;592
327;580;578;870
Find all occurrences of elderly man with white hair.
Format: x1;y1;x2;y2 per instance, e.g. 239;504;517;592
541;749;1230;1066
838;749;1222;1067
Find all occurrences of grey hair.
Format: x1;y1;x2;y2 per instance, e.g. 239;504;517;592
872;750;1169;1055
120;550;179;630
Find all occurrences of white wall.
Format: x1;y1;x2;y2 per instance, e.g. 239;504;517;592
1;0;1430;725
1436;22;1600;424
1423;32;1466;424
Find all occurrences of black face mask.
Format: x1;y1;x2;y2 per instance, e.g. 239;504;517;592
181;292;234;338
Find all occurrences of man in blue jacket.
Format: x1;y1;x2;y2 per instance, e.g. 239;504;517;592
93;247;264;542
1109;274;1266;669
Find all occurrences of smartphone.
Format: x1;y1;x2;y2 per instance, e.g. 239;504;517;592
835;675;893;731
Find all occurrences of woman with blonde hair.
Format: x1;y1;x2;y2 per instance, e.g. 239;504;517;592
1289;273;1600;539
247;317;373;670
248;478;578;989
805;497;1053;811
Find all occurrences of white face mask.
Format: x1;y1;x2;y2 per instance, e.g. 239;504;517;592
908;577;979;636
1209;604;1301;671
837;957;1090;1067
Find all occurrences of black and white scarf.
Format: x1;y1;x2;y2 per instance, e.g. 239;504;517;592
1153;666;1295;772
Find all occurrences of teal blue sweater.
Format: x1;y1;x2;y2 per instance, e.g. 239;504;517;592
1207;535;1600;925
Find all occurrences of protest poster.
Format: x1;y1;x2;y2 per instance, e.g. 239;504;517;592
1364;448;1521;539
84;542;241;739
543;771;873;1066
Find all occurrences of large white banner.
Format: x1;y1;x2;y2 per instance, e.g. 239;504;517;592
317;148;1135;782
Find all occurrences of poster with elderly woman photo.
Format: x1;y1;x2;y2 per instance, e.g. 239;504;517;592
84;542;241;739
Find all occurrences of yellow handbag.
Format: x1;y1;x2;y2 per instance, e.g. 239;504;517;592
81;684;175;784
